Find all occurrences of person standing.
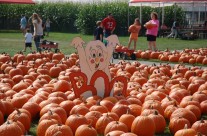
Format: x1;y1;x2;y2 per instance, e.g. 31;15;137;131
102;13;116;38
45;18;51;36
32;13;43;52
94;21;103;42
20;14;27;35
144;12;159;51
23;29;33;52
167;20;179;39
127;18;141;50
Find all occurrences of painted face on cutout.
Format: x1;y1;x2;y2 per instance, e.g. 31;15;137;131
85;41;107;71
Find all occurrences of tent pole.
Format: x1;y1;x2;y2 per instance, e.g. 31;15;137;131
128;2;129;28
192;2;195;31
205;2;207;21
140;3;142;24
174;3;177;21
162;3;164;25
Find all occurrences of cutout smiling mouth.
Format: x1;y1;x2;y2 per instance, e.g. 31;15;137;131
95;63;99;69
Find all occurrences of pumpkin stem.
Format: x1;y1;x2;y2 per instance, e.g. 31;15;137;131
200;118;205;123
154;110;159;115
16;109;21;115
96;100;101;106
126;109;130;114
6;120;11;124
48;110;53;116
197;132;203;136
184;124;188;129
166;95;172;101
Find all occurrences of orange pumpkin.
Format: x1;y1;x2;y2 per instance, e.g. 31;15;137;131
75;124;97;136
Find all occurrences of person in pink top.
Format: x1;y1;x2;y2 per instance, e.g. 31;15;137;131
144;12;159;51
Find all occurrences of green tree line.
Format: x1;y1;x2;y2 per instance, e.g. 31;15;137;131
0;2;185;36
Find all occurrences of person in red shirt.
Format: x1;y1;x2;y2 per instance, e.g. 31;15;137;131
102;13;116;38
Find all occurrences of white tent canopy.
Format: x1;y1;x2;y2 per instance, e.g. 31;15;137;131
128;0;207;25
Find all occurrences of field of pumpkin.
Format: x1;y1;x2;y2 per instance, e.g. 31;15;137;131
116;45;207;65
0;50;207;136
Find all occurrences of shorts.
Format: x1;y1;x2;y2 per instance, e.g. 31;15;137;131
147;34;157;41
25;43;32;47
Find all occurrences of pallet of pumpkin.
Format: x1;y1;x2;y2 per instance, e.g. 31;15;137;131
0;51;207;136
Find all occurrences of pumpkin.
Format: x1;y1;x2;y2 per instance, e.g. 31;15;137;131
54;80;71;92
174;124;197;136
120;132;138;136
191;119;207;135
65;114;88;135
84;111;102;128
144;22;154;29
45;124;73;136
105;130;125;136
8;109;31;131
100;100;115;112
119;111;135;131
59;100;75;116
131;116;155;136
95;114;114;135
200;100;207;114
148;111;166;133
170;108;197;125
22;102;41;119
102;112;119;121
89;102;108;113
39;110;62;123
70;105;90;116
185;105;201;120
0;120;23;136
104;121;128;135
0;111;3;125
75;124;97;136
169;117;191;135
49;65;62;78
111;104;129;117
128;104;142;117
37;119;59;136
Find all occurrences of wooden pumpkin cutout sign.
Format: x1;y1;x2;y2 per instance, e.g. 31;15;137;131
70;35;127;98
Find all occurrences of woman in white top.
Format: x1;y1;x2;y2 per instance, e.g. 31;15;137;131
32;13;43;52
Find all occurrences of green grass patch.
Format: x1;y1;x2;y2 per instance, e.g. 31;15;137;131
0;31;206;56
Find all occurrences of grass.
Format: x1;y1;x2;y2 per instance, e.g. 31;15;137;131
1;31;207;135
0;31;207;56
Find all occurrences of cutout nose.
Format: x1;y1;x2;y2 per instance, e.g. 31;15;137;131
95;57;99;63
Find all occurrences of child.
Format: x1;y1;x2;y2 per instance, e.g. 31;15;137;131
23;29;33;52
127;18;141;50
94;21;103;42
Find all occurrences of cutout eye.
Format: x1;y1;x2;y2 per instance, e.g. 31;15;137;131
98;53;102;57
92;53;96;58
90;49;96;58
97;48;103;58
